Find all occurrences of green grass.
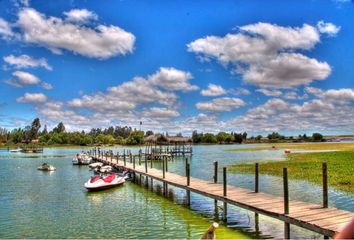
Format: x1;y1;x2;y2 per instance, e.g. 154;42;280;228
227;142;354;152
228;151;354;194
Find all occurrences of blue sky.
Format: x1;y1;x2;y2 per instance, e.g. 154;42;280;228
0;0;353;136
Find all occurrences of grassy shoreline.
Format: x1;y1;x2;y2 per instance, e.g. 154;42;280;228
227;142;354;152
229;151;354;194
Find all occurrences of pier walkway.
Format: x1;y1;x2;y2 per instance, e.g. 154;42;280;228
93;155;353;238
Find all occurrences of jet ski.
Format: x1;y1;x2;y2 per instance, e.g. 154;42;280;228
38;163;56;171
84;173;125;191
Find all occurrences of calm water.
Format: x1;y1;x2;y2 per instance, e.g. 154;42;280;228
0;145;353;239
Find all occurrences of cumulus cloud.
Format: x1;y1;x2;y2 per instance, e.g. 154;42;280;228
64;9;98;23
256;88;282;97
143;107;180;119
5;71;40;87
148;67;198;91
229;88;251;95
16;92;48;103
227;93;354;133
41;82;53;90
317;21;340;37
201;84;226;96
306;87;354;104
68;67;196;114
196;97;246;112
3;54;52;70
17;8;135;59
0;18;14;39
187;22;332;88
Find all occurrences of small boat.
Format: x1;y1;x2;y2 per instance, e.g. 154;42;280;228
94;165;113;174
9;148;22;152
89;162;103;169
84;173;125;191
38;163;56;171
73;153;92;165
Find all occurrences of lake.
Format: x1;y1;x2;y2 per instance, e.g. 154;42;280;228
0;145;353;239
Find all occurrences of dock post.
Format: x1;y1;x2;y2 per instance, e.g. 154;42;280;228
124;153;126;166
213;161;218;211
186;162;190;206
322;162;328;208
163;158;165;178
133;156;135;169
255;163;259;193
129;152;132;163
116;152;119;164
283;167;290;239
213;161;218;183
145;154;148;173
165;156;168;172
139;154;141;165
111;152;113;161
150;155;153;168
223;167;227;222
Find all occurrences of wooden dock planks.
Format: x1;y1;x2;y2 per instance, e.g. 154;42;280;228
94;156;353;237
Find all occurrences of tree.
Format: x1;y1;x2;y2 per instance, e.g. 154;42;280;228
192;130;203;143
30;118;41;139
233;133;243;144
145;130;154;137
53;122;65;133
242;132;247;139
255;135;262;141
312;133;323;142
202;133;217;143
42;125;48;135
126;130;144;145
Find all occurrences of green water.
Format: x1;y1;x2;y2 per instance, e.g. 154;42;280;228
1;145;353;239
0;151;248;239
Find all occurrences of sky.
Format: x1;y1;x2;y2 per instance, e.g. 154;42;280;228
0;0;353;136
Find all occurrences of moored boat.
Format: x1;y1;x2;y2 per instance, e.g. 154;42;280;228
38;163;56;171
9;148;22;152
73;153;92;165
84;173;125;191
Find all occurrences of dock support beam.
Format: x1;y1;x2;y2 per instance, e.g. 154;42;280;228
133;156;135;169
186;162;190;206
283;167;290;239
223;167;227;222
322;162;328;208
145;155;148;173
213;161;218;212
255;163;259;193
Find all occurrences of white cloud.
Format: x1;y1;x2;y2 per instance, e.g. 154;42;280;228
67;68;196;114
282;91;305;100
148;67;198;92
306;87;354;104
317;21;341;37
201;84;226;96
256;88;282;97
187;22;332;88
21;0;30;6
16;92;47;103
229;88;251;95
3;54;52;70
5;71;40;87
17;8;135;59
196;97;246;112
41;82;53;90
143;107;180;119
64;9;98;23
0;18;14;39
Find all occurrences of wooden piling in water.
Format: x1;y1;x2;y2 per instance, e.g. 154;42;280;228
133;156;135;169
322;162;328;208
213;161;218;210
145;155;148;173
255;163;259;193
163;159;165;178
223;167;227;222
283;167;290;239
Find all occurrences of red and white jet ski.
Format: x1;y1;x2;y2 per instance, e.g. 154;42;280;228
84;173;125;191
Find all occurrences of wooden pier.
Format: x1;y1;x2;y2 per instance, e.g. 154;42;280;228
91;152;353;238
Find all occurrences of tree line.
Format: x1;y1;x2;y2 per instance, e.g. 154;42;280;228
0;118;324;146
